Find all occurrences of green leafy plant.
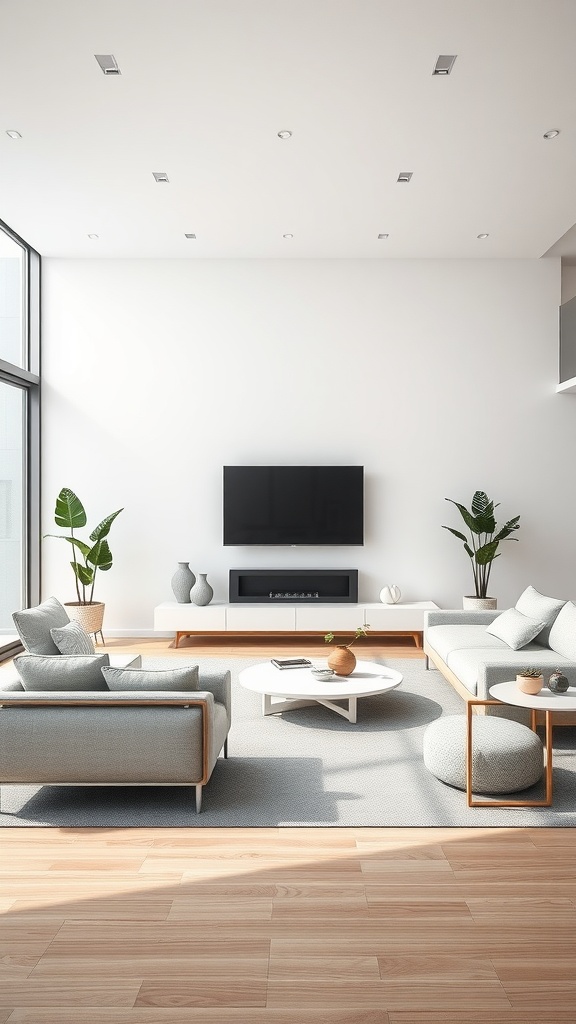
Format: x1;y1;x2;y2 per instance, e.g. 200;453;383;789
518;668;543;678
45;488;123;605
442;490;520;599
324;625;370;648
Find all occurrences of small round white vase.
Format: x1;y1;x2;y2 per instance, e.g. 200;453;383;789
380;585;401;604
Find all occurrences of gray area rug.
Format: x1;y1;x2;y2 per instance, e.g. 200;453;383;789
2;656;576;827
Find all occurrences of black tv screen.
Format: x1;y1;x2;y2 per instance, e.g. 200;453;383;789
223;466;364;546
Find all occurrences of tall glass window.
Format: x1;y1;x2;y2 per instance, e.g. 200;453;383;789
0;231;26;369
0;382;25;632
0;220;39;658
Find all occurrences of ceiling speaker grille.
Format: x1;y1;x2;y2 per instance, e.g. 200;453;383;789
94;54;121;75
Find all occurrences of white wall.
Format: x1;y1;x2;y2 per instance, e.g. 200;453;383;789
41;257;573;632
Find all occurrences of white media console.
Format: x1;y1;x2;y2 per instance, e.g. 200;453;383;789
153;600;439;649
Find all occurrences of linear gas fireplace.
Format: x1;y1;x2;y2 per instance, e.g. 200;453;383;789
229;569;358;603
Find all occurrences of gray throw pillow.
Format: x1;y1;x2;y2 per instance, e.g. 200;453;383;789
515;585;566;646
50;620;95;655
548;601;576;661
12;596;70;655
14;654;110;691
102;665;199;692
485;607;545;650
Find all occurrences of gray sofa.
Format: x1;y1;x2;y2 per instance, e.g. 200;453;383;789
1;597;231;813
0;669;231;813
424;599;576;724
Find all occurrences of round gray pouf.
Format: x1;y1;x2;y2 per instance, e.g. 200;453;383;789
423;714;544;794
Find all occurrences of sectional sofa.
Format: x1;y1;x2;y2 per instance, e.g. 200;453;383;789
424;586;576;724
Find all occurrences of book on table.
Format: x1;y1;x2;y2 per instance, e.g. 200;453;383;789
270;658;312;670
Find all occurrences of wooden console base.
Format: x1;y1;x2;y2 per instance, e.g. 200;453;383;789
175;629;424;649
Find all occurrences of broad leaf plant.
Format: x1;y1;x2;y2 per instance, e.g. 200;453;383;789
442;490;520;599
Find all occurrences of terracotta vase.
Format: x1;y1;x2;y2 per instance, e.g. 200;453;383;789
327;646;356;676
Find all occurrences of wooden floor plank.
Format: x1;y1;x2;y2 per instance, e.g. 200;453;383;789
5;1011;390;1023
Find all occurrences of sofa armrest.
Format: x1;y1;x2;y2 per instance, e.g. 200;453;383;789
0;679;24;693
198;670;231;726
425;609;506;629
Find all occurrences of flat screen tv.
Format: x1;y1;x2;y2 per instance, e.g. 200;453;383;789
223;466;364;546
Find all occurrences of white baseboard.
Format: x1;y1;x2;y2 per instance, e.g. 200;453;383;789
103;630;172;638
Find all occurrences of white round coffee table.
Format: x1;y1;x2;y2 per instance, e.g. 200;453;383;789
238;660;402;724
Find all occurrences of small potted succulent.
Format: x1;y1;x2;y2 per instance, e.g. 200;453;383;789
324;625;370;676
516;667;544;694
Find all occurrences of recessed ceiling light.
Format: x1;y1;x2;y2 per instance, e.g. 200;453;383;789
277;130;292;139
397;171;413;183
283;233;294;239
152;171;169;182
94;54;121;75
477;233;489;239
432;55;457;75
184;233;196;239
87;234;99;239
377;233;389;239
6;130;22;139
543;129;560;139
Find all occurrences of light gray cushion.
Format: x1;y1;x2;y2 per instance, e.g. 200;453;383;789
102;664;199;692
485;607;545;650
14;654;110;691
446;645;562;696
50;620;95;655
548;601;576;660
426;624;511;663
12;597;70;655
515;586;566;646
423;715;544;794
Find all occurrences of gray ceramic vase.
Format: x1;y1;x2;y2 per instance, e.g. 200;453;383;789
190;572;213;606
171;562;195;603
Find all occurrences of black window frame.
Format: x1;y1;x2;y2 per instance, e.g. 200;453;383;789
0;218;40;661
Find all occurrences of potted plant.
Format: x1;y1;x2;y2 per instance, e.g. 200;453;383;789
324;625;370;676
45;487;123;638
516;667;544;694
442;490;520;610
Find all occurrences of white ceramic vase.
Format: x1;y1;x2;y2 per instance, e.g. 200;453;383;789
380;584;401;604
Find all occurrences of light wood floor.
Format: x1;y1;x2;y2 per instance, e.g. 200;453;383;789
1;637;575;1023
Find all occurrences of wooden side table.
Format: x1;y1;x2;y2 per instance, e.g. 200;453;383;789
466;682;576;808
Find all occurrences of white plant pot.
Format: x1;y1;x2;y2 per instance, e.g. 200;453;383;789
65;601;105;637
462;596;497;611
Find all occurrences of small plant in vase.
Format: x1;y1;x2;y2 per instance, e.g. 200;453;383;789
442;490;520;609
324;625;370;676
516;667;544;695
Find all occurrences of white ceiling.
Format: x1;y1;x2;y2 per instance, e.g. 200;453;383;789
1;0;576;260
